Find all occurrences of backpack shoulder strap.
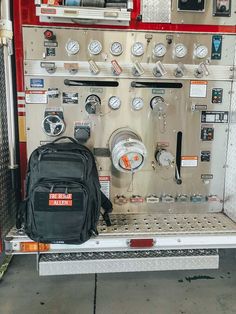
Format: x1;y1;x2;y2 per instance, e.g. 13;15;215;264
101;191;113;227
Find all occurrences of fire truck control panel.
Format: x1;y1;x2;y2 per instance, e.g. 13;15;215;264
0;0;236;275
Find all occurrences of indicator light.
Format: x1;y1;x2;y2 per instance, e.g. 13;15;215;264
20;242;50;252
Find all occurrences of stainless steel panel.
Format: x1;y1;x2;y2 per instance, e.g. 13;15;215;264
39;249;219;275
22;27;236;219
24;76;230;213
23;27;235;66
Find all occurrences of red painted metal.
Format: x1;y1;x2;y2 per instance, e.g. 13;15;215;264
18;0;236;33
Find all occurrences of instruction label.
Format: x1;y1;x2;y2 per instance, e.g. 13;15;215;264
30;79;44;88
62;92;79;104
25;90;47;104
190;81;207;98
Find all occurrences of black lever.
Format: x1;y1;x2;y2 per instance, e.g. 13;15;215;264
175;131;182;185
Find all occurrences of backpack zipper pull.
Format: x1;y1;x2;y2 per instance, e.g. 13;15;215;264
50;185;54;193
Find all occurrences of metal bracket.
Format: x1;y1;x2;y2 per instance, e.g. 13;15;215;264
0;19;13;45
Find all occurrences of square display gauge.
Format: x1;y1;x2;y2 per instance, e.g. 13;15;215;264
213;0;231;17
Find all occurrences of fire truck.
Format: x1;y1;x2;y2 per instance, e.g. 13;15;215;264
0;0;236;276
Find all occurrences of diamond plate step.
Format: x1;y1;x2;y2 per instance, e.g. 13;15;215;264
39;249;219;275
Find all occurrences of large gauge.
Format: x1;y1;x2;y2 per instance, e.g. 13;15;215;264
174;43;188;58
108;96;121;110
110;42;123;56
131;97;144;111
65;40;80;55
131;42;145;57
153;43;167;58
88;40;103;55
194;45;209;59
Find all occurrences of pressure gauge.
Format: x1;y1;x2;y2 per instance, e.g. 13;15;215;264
131;97;144;111
131;42;145;57
194;45;209;59
153;43;167;58
65;40;80;55
108;96;121;110
174;43;188;58
88;40;103;55
110;42;123;56
150;96;167;114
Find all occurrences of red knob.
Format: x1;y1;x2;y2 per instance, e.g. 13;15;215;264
44;30;55;40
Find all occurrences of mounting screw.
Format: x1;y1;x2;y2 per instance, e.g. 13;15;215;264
136;15;142;22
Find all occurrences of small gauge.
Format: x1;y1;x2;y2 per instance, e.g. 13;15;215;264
108;96;121;110
65;40;80;55
110;42;123;56
88;40;103;55
153;43;167;58
174;43;188;58
194;45;209;59
131;97;144;111
131;42;145;57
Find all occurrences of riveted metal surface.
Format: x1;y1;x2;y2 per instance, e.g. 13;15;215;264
39;249;219;275
141;0;171;23
0;46;16;242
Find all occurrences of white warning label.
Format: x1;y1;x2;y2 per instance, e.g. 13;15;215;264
190;81;207;98
181;156;198;167
25;90;48;104
99;176;111;199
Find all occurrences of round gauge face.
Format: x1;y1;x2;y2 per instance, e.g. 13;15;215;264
65;40;80;55
194;45;208;59
131;42;145;57
110;42;123;56
119;152;144;171
174;43;188;58
153;43;167;58
131;97;144;111
108;96;121;110
150;96;166;112
88;40;103;55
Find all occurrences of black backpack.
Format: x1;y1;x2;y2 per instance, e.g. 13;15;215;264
17;137;112;244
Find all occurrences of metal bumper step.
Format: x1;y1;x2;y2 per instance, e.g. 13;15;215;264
39;249;219;276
